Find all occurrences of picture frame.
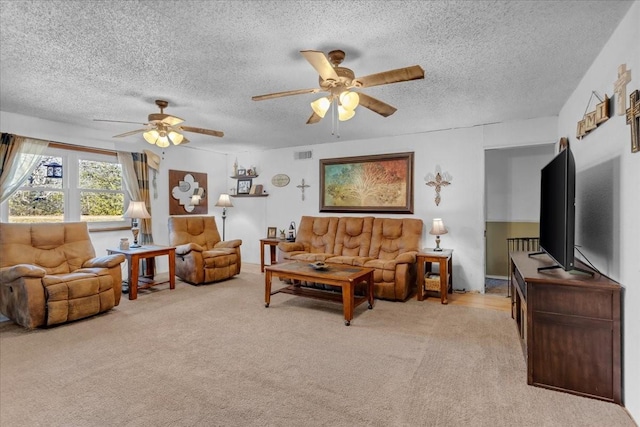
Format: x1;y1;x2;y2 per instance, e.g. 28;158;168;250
267;227;277;238
237;168;246;176
237;178;252;194
169;169;208;215
320;152;414;213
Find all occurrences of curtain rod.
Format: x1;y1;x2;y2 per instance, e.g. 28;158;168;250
11;134;118;157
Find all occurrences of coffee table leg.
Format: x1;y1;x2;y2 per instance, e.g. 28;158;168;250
265;270;272;307
342;281;354;326
367;271;374;309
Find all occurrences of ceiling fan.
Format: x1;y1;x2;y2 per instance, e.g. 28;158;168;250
252;49;424;124
94;99;224;148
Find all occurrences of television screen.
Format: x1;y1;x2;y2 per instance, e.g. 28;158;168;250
538;147;575;271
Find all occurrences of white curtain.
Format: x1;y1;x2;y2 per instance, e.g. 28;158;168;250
0;136;49;203
117;151;142;202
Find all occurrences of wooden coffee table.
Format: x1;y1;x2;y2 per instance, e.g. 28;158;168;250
264;262;374;326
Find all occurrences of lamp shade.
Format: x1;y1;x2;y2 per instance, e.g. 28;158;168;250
123;201;151;219
215;193;234;208
429;218;447;235
310;97;331;118
338;105;355;121
339;91;359;111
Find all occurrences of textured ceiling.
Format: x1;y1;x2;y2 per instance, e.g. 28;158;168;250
0;0;634;153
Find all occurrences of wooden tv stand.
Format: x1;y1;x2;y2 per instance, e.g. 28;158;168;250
510;252;622;404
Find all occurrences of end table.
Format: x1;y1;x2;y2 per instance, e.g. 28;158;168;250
260;238;282;272
416;248;453;304
107;245;176;300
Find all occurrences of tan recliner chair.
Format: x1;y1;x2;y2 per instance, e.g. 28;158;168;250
168;216;242;285
0;222;126;328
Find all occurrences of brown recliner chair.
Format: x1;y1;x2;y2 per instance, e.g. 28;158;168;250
168;216;242;285
0;222;126;328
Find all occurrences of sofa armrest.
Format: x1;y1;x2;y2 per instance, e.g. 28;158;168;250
278;242;304;252
215;239;242;249
0;264;46;283
394;251;417;264
82;254;126;269
175;243;204;256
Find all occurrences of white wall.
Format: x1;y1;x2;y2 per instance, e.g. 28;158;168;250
557;1;639;418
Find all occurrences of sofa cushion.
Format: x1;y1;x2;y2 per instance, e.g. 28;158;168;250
334;217;374;257
325;255;374;266
296;216;339;254
290;252;335;262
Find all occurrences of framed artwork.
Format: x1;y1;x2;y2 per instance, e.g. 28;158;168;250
237;168;246;176
169;169;208;215
267;227;277;238
237;178;252;194
319;152;414;213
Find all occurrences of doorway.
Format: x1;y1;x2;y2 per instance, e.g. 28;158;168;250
484;144;555;295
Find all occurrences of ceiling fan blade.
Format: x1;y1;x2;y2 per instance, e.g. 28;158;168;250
94;119;147;125
306;111;323;124
179;126;224;138
113;128;148;138
252;88;321;101
355;65;424;88
161;115;184;126
300;50;339;81
357;93;397;117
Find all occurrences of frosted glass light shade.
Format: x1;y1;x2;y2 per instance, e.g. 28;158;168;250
338;105;355;121
339;91;359;111
310;97;331;118
168;131;184;145
143;130;159;144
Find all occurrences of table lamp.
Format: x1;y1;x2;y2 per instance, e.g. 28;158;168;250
429;218;448;251
123;201;151;248
215;193;233;240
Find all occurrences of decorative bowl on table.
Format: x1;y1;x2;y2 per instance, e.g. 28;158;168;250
309;261;328;270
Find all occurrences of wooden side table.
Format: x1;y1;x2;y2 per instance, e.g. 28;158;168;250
107;245;176;300
416;248;453;304
260;238;283;272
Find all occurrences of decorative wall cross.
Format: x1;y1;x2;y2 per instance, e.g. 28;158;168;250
627;89;639;153
425;172;451;206
614;64;632;116
296;178;310;201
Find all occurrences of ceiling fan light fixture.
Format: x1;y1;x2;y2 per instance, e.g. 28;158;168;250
338;105;355;121
156;135;170;148
143;129;160;144
339;91;359;111
168;131;184;145
310;97;331;118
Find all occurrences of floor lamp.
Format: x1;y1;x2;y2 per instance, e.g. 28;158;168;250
215;193;233;240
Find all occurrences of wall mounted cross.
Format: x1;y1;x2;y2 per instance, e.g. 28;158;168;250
627;89;639;153
425;172;451;206
296;179;310;201
614;64;631;116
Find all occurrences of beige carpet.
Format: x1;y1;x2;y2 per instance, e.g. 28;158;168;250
0;268;634;427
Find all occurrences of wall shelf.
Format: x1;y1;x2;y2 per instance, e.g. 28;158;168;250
231;194;268;198
231;175;258;179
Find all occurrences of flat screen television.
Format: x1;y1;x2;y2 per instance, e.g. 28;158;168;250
534;146;576;272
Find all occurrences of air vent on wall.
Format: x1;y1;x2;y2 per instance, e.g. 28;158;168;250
294;150;313;160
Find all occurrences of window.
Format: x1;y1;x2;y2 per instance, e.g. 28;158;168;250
2;146;128;227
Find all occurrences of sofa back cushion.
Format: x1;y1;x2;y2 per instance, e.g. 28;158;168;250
0;222;96;274
296;216;339;254
168;216;221;250
369;218;423;260
334;216;374;257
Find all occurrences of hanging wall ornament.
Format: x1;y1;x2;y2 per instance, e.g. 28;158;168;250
576;91;610;139
627;89;639;153
425;171;452;206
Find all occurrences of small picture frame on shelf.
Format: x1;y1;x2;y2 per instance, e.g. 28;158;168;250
247;168;254;176
237;168;246;176
237;178;252;194
267;227;277;238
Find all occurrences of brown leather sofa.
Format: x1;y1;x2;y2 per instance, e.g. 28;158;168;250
0;222;126;328
168;216;242;285
277;216;423;300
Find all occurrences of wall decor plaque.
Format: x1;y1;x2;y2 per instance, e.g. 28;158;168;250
271;174;290;187
169;169;208;215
